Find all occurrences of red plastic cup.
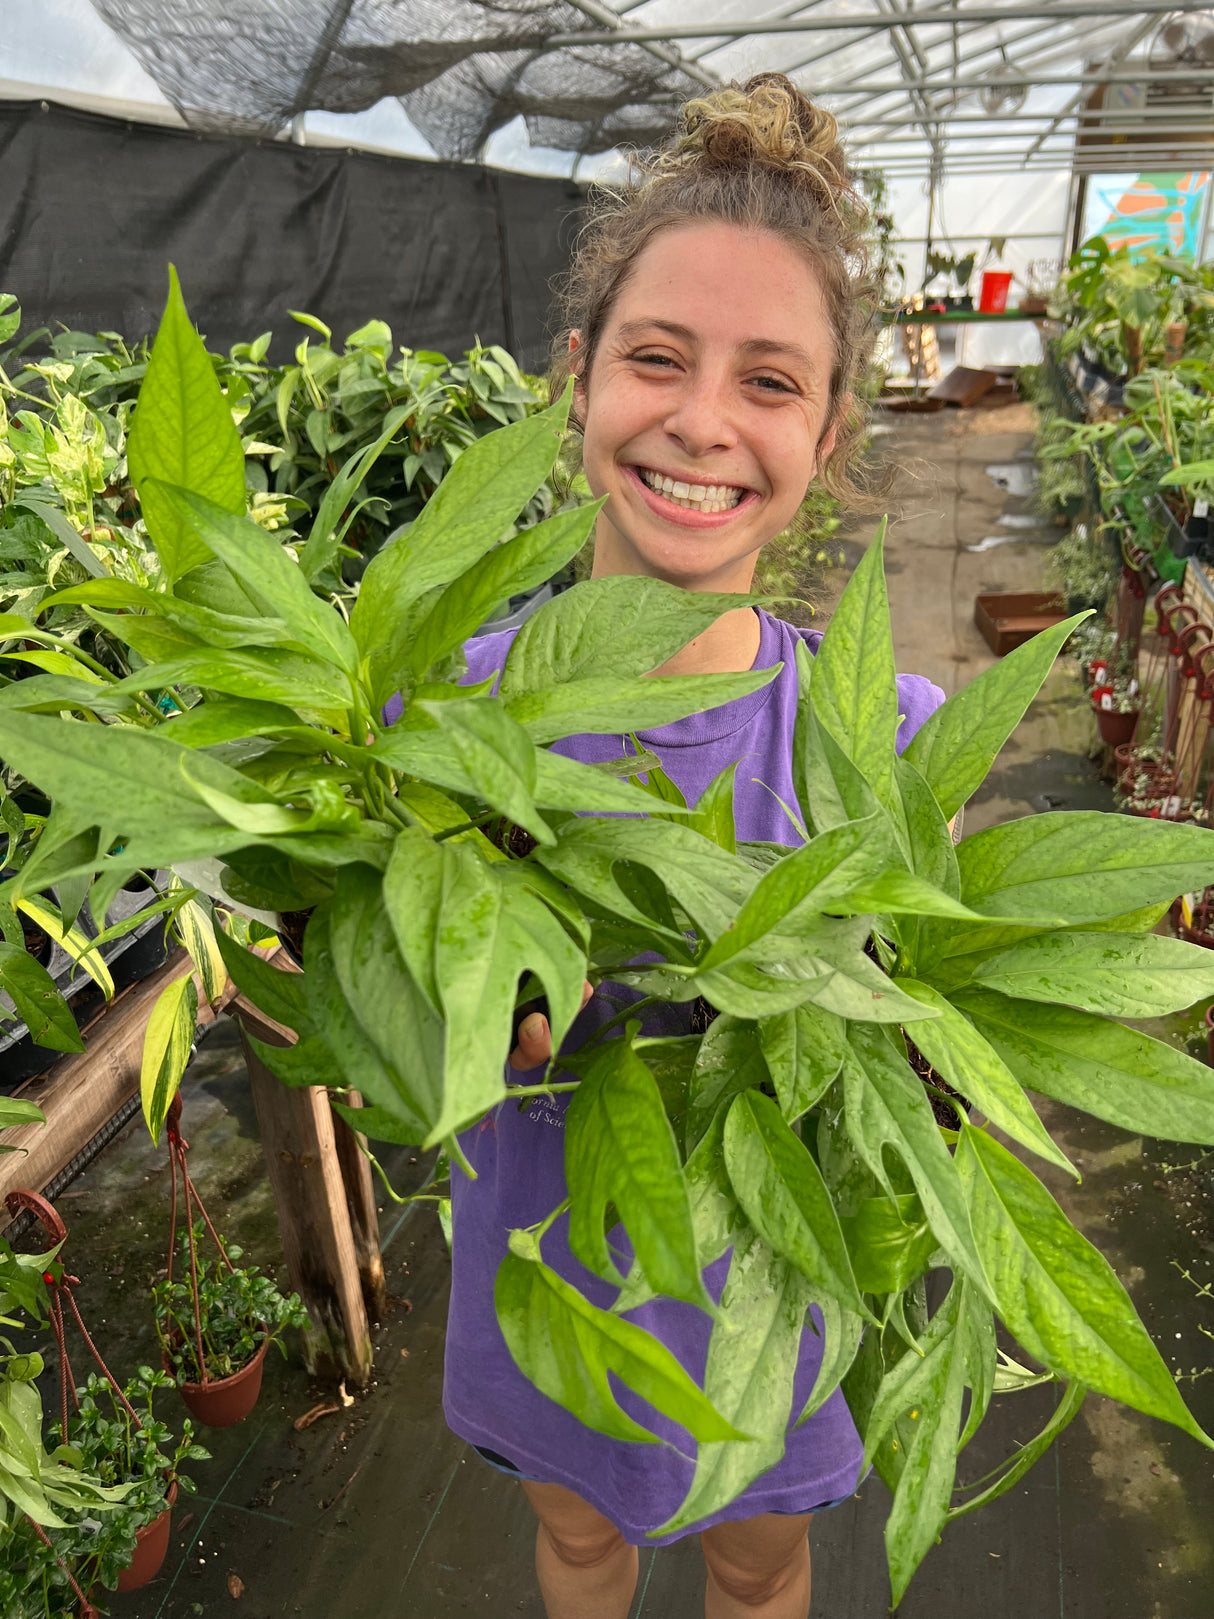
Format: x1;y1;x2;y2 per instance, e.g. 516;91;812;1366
978;270;1013;313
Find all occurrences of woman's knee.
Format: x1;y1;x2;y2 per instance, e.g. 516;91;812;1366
523;1480;630;1571
701;1516;811;1609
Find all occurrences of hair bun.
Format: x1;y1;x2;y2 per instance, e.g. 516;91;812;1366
672;73;850;215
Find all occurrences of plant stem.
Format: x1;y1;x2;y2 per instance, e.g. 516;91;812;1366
590;993;659;1042
507;1080;581;1099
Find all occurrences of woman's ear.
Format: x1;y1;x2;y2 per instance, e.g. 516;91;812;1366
568;329;588;426
815;392;851;471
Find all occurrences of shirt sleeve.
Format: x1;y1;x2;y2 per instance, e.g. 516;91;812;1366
894;673;947;755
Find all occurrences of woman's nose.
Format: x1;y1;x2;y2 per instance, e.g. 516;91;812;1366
662;373;739;459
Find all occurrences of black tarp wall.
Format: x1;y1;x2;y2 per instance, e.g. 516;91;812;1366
0;100;584;369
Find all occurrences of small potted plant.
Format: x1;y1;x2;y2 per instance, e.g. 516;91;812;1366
1091;667;1140;745
152;1223;309;1427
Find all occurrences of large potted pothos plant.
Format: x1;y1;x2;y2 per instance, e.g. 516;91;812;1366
2;272;1214;1605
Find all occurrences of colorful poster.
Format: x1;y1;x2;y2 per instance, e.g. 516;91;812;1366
1080;171;1211;259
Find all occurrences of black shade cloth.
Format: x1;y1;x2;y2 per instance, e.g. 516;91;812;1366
0;100;583;369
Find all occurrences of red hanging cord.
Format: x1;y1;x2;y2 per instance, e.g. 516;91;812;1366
164;1095;236;1388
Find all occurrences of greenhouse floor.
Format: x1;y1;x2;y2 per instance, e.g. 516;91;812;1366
42;411;1214;1618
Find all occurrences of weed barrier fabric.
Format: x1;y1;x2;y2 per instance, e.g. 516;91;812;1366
0;101;582;370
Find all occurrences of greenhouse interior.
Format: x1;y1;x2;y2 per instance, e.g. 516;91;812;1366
4;2;1214;1616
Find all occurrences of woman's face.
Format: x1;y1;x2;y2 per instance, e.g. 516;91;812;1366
575;221;839;593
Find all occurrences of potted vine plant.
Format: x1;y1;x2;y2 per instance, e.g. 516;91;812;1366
151;1224;309;1427
3;272;1214;1605
1090;667;1140;745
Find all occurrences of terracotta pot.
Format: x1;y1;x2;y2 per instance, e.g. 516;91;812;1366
116;1481;177;1593
1095;705;1138;746
179;1334;270;1427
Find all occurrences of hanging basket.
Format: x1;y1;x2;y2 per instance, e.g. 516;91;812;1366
115;1480;177;1593
178;1335;270;1428
1094;705;1139;746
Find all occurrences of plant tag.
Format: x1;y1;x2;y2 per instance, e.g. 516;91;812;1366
1100;692;1113;711
1195;498;1209;518
1162;795;1182;819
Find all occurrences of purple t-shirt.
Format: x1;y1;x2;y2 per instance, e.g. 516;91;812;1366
441;609;944;1542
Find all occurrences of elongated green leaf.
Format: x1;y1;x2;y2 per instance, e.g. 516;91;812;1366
686;1014;770;1151
538;815;755;943
566;1038;708;1309
904;613;1089;819
798;701;888;839
969;929;1214;1017
500;576;764;696
825;869;980;922
797;1293;865;1424
954;987;1214;1144
298;405;409;582
408;502;600;680
843;1027;988;1291
381;825;443;1012
807;519;899;811
893;979;1075;1176
758;1002;845;1121
0;674;136;717
894;751;959;897
112;648;353;712
422;697;552;846
656;1230;812;1534
957;811;1214;922
0;944;83;1053
174;892;226;1006
213;927;313;1035
324;872;446;1137
154;486;359;678
17;899;113;1000
126;265;246;582
164;697;303;747
422;845;585;1144
505;666;779;746
957;1125;1210;1446
47;577;293;649
495;1247;747;1445
689;760;738;852
352;393;571;704
696;816;893;972
724;1089;867;1314
946;1381;1086;1523
12;494;107;580
533;748;695;817
141;973;197;1142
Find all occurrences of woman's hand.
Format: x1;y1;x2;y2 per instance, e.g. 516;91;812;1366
509;982;594;1070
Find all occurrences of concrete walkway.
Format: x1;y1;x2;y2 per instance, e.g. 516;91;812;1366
28;406;1214;1618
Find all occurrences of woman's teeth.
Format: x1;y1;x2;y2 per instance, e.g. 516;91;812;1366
639;469;744;513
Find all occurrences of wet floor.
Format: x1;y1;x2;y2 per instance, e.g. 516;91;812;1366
15;407;1214;1617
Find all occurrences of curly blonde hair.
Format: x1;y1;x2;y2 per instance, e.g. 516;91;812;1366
549;73;876;505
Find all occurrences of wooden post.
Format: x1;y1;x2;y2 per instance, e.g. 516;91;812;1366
330;1093;387;1323
234;1003;373;1387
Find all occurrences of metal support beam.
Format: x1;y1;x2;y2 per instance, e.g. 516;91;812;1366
1025;11;1160;159
559;0;720;87
545;1;1214;47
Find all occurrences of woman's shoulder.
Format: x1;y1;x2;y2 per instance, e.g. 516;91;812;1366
764;613;945;753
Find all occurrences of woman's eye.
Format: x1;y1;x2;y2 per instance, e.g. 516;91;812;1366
633;351;677;367
751;374;797;394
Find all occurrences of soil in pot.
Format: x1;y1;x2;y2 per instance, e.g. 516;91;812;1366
178;1334;270;1428
115;1481;177;1593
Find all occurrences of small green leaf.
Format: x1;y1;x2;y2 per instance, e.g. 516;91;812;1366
421;698;552;846
0;944;84;1053
141;974;198;1142
213;927;312;1035
127;266;246;582
495;1250;747;1445
840;1192;937;1296
957;1125;1211;1446
758;1002;845;1121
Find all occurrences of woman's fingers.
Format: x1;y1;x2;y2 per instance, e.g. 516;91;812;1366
508;982;594;1071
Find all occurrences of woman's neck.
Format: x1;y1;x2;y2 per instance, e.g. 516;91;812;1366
655;604;762;677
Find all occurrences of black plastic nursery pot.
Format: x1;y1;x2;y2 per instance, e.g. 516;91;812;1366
176;1334;270;1428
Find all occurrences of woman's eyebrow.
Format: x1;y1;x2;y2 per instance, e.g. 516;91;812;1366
738;336;817;372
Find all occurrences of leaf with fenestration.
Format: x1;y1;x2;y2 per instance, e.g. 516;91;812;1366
153;485;359;678
499;576;765;696
953;987;1214;1145
495;1247;747;1445
945;1381;1085;1523
406;502;600;681
126;266;246;582
0;945;83;1053
566;1037;709;1309
904;613;1088;820
957;811;1214;923
843;1027;988;1291
655;1230;812;1535
758;1002;845;1121
505;667;779;746
967;929;1214;1017
797;1293;865;1426
724;1089;867;1315
141;974;198;1142
957;1124;1211;1445
893;979;1075;1176
806;519;899;813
